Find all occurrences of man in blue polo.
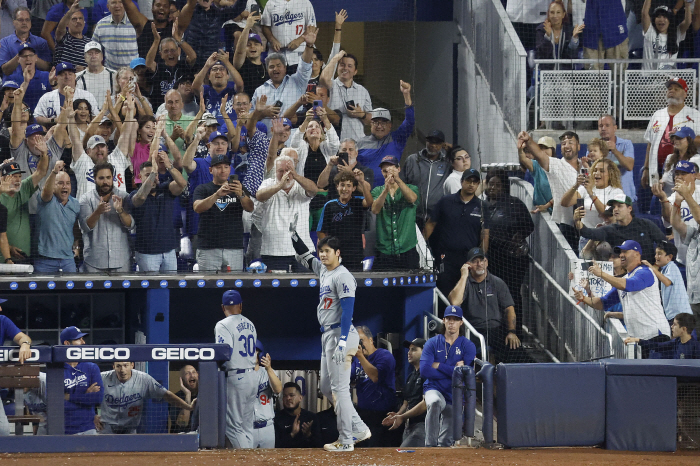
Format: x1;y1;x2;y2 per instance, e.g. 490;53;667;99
5;43;51;112
61;326;104;435
0;7;51;75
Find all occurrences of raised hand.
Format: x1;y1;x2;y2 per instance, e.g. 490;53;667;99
151;21;161;42
572;23;585;38
302;26;318;47
53;160;65;174
172;17;182;42
399;80;411;96
543;19;553;36
245;12;260;29
335;9;348;27
260;353;272;369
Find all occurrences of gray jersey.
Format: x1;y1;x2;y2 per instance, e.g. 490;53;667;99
254;369;275;422
312;258;357;328
100;369;168;430
216;314;258;371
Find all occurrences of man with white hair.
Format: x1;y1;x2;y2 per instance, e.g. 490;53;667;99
76;41;117;111
255;154;317;272
34;62;99;126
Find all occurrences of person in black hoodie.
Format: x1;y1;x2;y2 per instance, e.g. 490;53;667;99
274;382;322;448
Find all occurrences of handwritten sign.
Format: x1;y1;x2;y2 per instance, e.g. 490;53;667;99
570;259;614;300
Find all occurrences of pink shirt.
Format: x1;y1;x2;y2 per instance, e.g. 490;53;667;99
132;141;150;183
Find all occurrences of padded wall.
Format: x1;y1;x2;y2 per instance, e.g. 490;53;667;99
605;375;677;451
496;363;606;447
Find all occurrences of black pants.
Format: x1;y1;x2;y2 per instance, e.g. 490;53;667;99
356;408;402;447
373;247;419;271
557;223;580;255
488;248;530;337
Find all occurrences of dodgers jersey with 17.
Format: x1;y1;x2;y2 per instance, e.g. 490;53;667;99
312;257;356;333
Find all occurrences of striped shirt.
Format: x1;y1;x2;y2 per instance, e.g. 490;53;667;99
54;33;91;68
92;14;138;70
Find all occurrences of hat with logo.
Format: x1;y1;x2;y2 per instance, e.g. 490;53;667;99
255;339;264;354
200;112;218;127
1;79;19;89
84;41;102;53
537;136;556;148
666;77;688;93
99;115;112;125
461;168;481;182
444;305;464;319
402;337;426;349
282;118;293;128
209;130;227;143
210;153;230;167
18;43;36;55
222;290;242;306
467;247;486;262
60;326;89;343
159;143;168;153
371;108;391;121
1;162;25;176
675;160;697;174
606;193;633;206
25;124;45;138
614;240;642;255
671;126;695;140
87;135;107;150
130;57;146;69
55;62;76;74
653;5;674;19
379;155;399;167
426;130;445;143
248;33;262;44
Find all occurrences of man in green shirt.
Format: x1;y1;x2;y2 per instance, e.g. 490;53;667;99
370;156;420;271
0;151;49;263
163;88;194;157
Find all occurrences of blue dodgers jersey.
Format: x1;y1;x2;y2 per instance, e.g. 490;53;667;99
419;334;476;404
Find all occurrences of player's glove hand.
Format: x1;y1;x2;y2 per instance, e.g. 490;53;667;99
291;228;314;269
332;340;346;365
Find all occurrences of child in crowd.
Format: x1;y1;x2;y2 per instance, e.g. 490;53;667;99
625;313;699;359
642;241;693;327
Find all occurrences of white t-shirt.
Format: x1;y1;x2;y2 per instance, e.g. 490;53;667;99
72;147;130;200
644;106;700;182
577;185;625;230
443;170;463;196
546;157;579;225
258;177;314;256
643;26;686;71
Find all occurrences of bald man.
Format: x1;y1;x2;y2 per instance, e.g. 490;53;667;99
164;88;195;155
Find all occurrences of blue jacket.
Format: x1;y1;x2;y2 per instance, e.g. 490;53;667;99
420;334;476;404
582;0;628;49
64;362;104;434
356;105;415;187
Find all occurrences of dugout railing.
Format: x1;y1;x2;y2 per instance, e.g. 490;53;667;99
0;344;230;453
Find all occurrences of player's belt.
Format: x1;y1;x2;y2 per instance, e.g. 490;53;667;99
253;420;270;429
227;368;254;374
320;323;341;333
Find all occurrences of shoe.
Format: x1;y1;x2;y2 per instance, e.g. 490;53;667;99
324;441;354;452
352;429;372;444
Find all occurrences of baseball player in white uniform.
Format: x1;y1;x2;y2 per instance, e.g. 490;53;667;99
216;289;258;448
291;231;370;452
253;340;282;448
95;362;195;434
261;0;316;68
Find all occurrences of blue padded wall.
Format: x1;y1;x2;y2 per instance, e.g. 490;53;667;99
606;375;677;451
496;363;606;447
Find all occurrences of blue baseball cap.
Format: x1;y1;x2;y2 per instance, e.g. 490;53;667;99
210;153;230;167
1;80;19;89
444;305;464;319
25;124;46;138
159;143;168;153
18;43;35;55
222;290;242;306
130;57;146;69
675;160;697;174
281;118;293;128
255;339;264;354
209;130;227;143
55;62;76;74
614;240;642;255
248;33;262;44
672;126;696;140
461;168;481;182
379;155;400;167
61;326;89;343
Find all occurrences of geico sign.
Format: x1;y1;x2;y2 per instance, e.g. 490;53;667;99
152;348;216;360
0;348;40;362
66;347;130;360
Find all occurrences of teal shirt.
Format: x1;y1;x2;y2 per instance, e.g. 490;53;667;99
37;194;80;260
531;160;553;210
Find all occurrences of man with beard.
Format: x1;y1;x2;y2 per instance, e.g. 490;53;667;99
124;0;191;59
78;162;134;273
35;160;80;273
519;130;581;253
69;97;136;198
193;149;254;272
643;78;700;189
170;365;199;433
255;154;317;272
274;382;322;448
401;129;451;230
126;140;187;273
0;155;48;264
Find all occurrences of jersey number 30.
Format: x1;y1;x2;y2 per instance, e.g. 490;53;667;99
238;334;256;357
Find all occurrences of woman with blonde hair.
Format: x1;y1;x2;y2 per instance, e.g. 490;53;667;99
561;158;624;256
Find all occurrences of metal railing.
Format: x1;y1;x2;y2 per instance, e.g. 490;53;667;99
533;58;700;129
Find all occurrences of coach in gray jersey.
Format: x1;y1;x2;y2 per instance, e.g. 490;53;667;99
95;361;195;434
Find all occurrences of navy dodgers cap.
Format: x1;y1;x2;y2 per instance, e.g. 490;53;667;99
222;290;242;306
61;326;89;343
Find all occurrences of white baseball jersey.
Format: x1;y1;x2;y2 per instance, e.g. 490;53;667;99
100;369;168;431
644;106;700;181
261;0;316;66
310;258;356;328
72;148;131;199
34;88;99;120
216;314;258;371
254;369;275;422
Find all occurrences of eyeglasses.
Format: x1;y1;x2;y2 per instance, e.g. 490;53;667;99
371;120;389;126
22;107;30;113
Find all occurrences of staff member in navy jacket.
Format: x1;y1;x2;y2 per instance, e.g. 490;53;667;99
61;326;104;435
419;305;476;447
